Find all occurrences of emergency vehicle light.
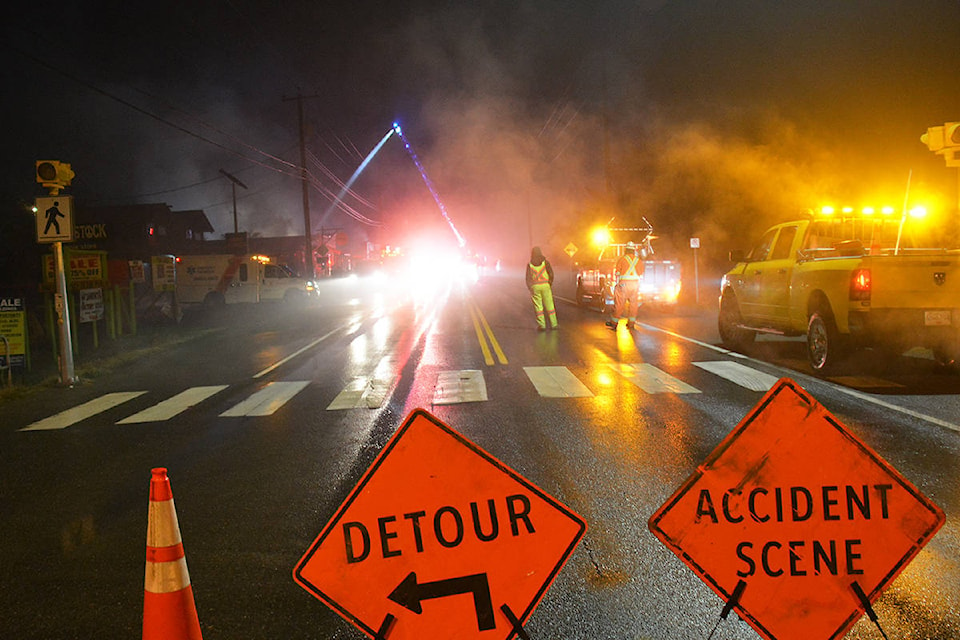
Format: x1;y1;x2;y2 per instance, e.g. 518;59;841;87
817;205;900;218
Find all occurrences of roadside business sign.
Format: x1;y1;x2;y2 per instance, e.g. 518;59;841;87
649;378;945;640
151;255;176;292
294;408;587;639
78;288;104;323
129;260;146;284
43;250;107;288
0;297;27;368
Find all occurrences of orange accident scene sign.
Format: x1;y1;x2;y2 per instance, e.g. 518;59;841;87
649;378;945;640
294;408;587;639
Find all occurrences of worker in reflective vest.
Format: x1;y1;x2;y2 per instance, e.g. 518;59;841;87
606;241;643;330
525;246;558;331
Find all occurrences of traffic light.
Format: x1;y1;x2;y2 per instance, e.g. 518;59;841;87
948;122;960;146
921;123;960;167
35;160;75;193
921;126;945;152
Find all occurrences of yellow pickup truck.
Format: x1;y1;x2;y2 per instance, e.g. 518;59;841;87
718;211;960;373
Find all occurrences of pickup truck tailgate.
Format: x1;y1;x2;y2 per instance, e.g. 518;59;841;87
868;254;960;309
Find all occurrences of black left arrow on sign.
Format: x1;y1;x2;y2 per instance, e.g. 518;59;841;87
388;571;496;631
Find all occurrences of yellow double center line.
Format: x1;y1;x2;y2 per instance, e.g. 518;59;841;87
468;299;508;366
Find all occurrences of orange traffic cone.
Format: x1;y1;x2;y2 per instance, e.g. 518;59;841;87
143;467;203;640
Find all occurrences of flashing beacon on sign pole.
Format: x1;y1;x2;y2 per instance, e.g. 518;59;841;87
34;160;77;385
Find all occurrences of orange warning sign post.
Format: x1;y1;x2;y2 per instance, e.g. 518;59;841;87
294;408;587;639
649;378;945;640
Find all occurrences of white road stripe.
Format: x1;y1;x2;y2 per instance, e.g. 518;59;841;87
20;392;147;431
609;363;700;394
252;328;340;378
433;370;488;405
826;376;905;389
524;366;594;398
326;377;395;410
693;361;778;392
117;386;229;424
642;320;960;432
219;381;310;417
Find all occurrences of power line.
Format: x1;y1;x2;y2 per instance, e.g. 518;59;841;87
4;41;305;180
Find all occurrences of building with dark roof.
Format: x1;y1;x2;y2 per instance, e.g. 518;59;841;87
73;203;214;259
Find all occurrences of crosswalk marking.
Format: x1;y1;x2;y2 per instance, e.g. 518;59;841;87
219;381;310;417
326;377;395;410
14;358;806;431
524;366;594;398
20;392;147;431
433;370;488;405
609;363;701;394
117;386;229;424
692;361;778;392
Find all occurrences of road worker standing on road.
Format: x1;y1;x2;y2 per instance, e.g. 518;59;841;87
606;241;643;331
526;246;558;331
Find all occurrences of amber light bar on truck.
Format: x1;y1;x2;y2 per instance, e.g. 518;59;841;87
850;268;871;301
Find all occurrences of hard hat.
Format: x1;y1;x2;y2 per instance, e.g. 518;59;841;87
626;241;636;249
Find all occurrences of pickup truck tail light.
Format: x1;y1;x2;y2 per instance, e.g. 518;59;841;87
850;268;871;301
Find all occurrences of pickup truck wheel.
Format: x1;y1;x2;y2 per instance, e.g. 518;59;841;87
807;311;847;373
575;282;587;307
595;278;607;311
718;293;755;350
932;348;957;372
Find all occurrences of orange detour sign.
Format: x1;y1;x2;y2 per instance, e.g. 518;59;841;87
649;378;945;640
294;408;587;639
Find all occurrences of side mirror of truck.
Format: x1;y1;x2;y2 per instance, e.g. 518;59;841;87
728;250;745;263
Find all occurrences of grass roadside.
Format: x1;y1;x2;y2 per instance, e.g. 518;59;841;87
0;324;223;402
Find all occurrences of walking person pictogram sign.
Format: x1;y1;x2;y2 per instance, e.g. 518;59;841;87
294;408;587;639
35;196;74;243
649;378;945;640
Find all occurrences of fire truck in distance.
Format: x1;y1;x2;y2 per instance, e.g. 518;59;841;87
575;218;682;312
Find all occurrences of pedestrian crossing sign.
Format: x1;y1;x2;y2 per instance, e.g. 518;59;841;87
35;196;74;243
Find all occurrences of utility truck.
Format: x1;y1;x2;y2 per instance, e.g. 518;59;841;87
576;218;681;311
719;208;960;372
176;254;317;306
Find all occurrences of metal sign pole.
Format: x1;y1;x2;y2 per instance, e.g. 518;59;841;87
53;240;76;385
694;247;700;305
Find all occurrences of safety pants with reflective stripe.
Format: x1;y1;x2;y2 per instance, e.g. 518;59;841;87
531;283;557;329
611;278;641;323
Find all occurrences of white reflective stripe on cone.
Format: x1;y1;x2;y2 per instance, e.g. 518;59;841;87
145;556;192;594
147;500;182;547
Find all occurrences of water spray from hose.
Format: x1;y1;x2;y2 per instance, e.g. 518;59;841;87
392;121;467;247
322;127;396;225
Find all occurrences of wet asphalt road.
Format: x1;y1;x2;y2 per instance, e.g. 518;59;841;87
1;267;958;639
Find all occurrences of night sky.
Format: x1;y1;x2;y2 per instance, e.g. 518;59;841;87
4;0;959;266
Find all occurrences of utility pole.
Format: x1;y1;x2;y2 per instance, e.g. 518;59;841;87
219;169;248;234
283;93;321;278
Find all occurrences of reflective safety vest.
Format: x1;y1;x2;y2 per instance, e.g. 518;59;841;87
529;262;550;284
618;255;641;280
